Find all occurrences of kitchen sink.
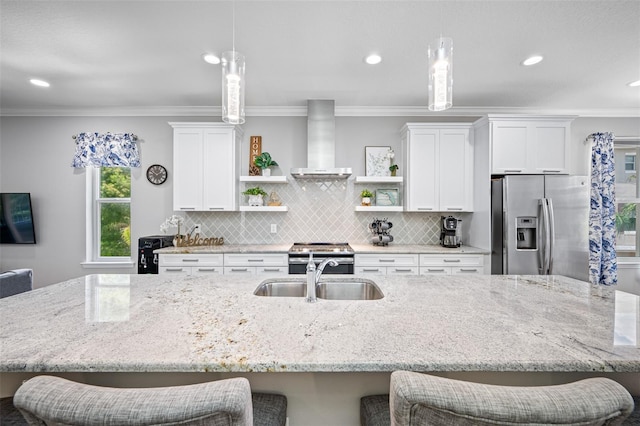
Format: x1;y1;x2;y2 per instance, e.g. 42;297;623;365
253;278;384;300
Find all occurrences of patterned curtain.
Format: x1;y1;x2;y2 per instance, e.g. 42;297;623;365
71;132;140;168
589;132;617;285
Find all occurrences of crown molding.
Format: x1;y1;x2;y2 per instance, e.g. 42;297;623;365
1;105;638;118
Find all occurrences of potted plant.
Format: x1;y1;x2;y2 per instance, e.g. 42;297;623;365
389;164;399;177
243;187;268;206
360;189;373;206
254;152;279;177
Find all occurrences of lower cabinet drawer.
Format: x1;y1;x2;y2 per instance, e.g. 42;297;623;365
159;266;191;275
419;267;451;276
355;266;387;275
224;253;288;267
159;254;224;267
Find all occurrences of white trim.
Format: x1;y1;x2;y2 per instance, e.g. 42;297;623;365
82;261;135;269
2;105;639;118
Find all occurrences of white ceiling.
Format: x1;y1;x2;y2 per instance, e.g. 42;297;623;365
1;0;639;117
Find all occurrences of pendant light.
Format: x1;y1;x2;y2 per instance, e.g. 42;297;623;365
221;0;245;124
428;36;453;111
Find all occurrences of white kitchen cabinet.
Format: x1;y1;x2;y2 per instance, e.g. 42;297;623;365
223;253;288;276
159;254;224;276
402;123;473;212
485;116;574;174
355;254;419;275
170;122;242;211
419;254;484;275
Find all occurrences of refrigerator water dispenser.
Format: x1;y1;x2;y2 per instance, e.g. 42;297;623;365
516;217;537;250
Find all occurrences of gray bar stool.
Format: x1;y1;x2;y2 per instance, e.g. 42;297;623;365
361;371;635;426
12;375;286;426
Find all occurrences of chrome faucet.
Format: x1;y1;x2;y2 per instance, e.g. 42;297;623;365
306;253;339;303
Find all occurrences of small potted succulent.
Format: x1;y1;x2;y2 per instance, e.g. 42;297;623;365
389;164;399;177
360;189;373;206
254;152;279;177
243;187;268;206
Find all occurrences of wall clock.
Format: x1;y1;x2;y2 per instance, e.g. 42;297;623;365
146;164;167;185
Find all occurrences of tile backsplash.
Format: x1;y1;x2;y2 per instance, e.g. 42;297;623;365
181;178;444;245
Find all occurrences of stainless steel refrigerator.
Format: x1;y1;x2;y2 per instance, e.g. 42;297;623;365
491;175;589;281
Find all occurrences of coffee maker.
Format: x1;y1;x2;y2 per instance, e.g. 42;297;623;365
440;216;461;248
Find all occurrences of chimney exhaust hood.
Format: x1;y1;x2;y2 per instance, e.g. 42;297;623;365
290;100;352;179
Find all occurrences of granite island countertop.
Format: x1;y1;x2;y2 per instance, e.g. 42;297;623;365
155;243;488;255
0;273;637;374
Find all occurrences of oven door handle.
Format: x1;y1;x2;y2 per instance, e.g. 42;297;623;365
288;258;354;265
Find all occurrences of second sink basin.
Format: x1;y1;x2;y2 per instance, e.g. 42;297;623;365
254;278;384;300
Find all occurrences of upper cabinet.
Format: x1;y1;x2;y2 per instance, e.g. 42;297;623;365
402;123;474;212
484;115;575;175
170;122;242;212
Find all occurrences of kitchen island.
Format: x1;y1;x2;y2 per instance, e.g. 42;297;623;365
1;273;638;425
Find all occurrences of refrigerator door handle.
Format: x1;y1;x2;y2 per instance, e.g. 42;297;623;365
538;199;545;274
539;198;552;274
547;198;555;274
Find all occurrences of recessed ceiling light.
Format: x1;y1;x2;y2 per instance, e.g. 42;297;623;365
522;55;544;66
365;54;382;65
628;80;640;87
203;53;221;65
29;78;50;87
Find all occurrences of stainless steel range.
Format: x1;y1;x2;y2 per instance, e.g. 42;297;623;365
288;242;355;274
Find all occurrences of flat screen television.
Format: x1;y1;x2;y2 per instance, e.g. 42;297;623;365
0;193;37;244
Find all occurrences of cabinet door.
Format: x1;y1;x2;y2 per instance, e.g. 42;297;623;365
439;129;471;211
406;130;438;211
531;123;569;174
491;122;528;174
203;128;236;211
173;129;204;211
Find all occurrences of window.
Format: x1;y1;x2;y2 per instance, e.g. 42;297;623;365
625;154;636;172
83;167;133;267
615;145;640;258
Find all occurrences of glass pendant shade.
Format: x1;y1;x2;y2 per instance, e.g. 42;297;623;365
428;37;453;111
221;51;245;124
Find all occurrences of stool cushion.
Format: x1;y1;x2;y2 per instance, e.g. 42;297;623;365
360;394;391;426
252;393;287;426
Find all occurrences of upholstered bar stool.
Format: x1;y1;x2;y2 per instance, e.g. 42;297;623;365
361;371;635;426
13;375;287;426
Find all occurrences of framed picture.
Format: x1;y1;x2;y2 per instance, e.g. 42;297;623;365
375;188;399;206
365;146;391;176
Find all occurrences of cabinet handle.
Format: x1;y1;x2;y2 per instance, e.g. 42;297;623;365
379;259;395;263
231;268;249;272
208;207;225;210
394;268;413;272
443;259;461;263
165;268;184;272
262;268;281;272
446;208;463;211
197;268;217;272
362;268;380;272
459;268;478;272
247;259;264;262
427;268;445;272
542;169;561;173
504;169;522;173
182;258;199;262
417;207;433;211
178;207;196;210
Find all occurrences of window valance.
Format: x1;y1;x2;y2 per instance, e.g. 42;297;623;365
71;132;140;168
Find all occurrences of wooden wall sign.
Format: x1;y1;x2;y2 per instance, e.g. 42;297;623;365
249;136;262;176
175;233;224;247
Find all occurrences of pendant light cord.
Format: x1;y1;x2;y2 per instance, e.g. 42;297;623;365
232;0;236;54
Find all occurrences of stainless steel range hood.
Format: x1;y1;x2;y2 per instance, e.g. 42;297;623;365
290;100;352;179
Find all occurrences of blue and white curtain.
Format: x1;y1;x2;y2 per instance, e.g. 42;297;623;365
71;132;140;168
589;132;617;286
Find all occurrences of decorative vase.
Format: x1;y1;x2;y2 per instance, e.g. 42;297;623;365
248;195;264;206
390;170;397;177
362;197;371;206
261;168;271;177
